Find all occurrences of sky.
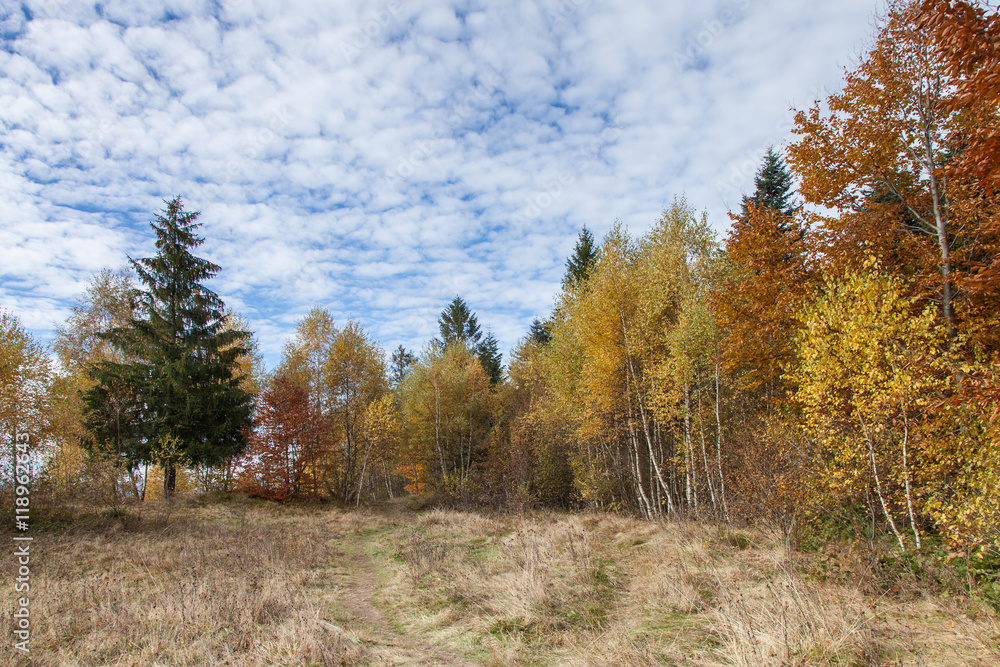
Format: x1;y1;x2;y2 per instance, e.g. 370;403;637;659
0;0;881;370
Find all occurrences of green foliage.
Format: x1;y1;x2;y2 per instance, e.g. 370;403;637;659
390;345;417;387
528;318;552;345
563;225;600;287
437;296;482;349
82;197;254;494
477;330;503;386
740;146;796;221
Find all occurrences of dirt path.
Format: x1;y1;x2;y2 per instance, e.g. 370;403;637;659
328;538;481;666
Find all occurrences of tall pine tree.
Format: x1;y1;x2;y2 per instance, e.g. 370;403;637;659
478;330;503;385
740;146;796;222
84;197;254;496
390;344;416;387
563;225;600;287
437;296;482;348
436;297;503;384
528;318;552;345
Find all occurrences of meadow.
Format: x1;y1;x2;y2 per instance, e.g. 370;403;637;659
2;495;998;666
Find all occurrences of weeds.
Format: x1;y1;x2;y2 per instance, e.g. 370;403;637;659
1;496;997;666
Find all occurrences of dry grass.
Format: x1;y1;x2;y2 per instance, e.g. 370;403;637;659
2;495;998;666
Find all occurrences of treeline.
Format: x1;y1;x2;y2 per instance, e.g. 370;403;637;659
1;0;998;555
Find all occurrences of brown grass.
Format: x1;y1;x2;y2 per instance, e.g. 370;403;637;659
2;495;998;666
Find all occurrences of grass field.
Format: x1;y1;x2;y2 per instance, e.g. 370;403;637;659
2;494;998;666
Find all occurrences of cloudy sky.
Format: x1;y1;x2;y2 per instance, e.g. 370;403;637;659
1;0;880;369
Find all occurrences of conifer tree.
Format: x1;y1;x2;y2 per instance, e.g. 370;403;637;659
478;330;504;385
740;146;796;221
563;225;600;286
83;197;254;496
390;345;417;387
437;296;482;348
528;318;552;345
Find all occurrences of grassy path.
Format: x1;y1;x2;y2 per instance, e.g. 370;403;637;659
1;495;998;666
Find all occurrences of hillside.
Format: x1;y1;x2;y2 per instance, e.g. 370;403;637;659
3;495;998;666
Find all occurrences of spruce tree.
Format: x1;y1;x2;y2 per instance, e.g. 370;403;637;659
740;146;796;220
563;225;600;286
528;318;552;345
83;197;254;496
390;344;416;387
437;296;482;349
477;330;503;385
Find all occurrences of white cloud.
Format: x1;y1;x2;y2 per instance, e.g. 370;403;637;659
1;0;880;368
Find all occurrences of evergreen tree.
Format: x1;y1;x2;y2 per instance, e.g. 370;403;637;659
390;344;417;387
563;225;600;287
83;197;254;496
740;146;796;221
437;296;482;349
528;318;552;345
477;330;503;385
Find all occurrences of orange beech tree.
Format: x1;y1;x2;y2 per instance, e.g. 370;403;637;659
917;0;1000;350
236;375;316;501
788;2;963;336
710;205;814;398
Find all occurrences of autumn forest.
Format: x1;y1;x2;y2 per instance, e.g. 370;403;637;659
3;1;1000;663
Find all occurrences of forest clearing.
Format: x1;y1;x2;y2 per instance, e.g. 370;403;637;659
3;1;1000;664
2;494;998;666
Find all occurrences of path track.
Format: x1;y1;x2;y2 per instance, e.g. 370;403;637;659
325;530;480;666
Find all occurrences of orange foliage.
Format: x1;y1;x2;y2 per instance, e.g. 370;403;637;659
710;206;814;394
919;0;1000;192
236;375;317;501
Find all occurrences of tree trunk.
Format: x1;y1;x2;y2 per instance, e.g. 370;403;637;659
715;364;730;523
163;461;176;497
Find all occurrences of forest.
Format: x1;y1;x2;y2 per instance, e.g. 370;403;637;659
2;0;1000;617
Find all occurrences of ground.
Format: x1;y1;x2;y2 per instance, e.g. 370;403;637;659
1;494;998;666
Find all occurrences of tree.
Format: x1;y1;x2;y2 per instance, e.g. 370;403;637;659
390;345;417;387
528;318;552;345
83;197;254;496
53;268;137;374
236;375;313;501
788;3;962;334
50;269;141;497
740;146;796;222
399;344;494;498
437;296;504;386
542;200;723;518
710;205;813;395
222;310;267;399
279;307;339;412
792;261;949;551
437;296;482;349
277;313;391;501
0;309;50;488
478;330;504;385
277;308;341;498
325;320;389;501
917;0;1000;352
563;225;600;287
918;0;1000;193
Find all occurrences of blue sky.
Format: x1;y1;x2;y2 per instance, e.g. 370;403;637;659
1;0;879;370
